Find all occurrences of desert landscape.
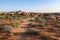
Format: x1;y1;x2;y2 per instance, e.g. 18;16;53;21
0;10;60;40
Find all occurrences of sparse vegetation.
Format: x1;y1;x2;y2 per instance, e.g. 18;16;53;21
0;11;60;40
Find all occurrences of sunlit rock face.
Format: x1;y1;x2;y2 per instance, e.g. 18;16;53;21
0;11;60;40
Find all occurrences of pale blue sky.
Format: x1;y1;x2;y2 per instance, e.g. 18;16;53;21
0;0;60;12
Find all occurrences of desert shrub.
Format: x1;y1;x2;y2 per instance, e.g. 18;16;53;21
44;16;51;20
46;28;55;32
11;20;20;27
54;13;60;16
29;19;34;22
36;24;44;28
0;25;13;33
5;12;24;20
24;30;39;36
20;12;25;16
0;15;6;19
26;23;36;28
5;13;14;19
54;20;60;27
43;13;50;17
0;24;13;37
0;25;13;40
29;13;34;17
6;15;12;19
34;16;45;23
0;13;6;19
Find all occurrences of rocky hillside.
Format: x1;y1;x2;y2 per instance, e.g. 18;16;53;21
0;10;60;40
